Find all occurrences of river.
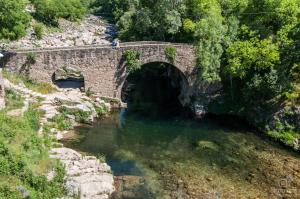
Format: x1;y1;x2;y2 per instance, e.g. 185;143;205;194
62;110;300;199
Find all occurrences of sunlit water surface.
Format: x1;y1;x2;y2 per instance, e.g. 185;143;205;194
62;111;300;199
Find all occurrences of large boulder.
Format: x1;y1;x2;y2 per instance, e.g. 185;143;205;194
54;66;84;81
50;148;115;199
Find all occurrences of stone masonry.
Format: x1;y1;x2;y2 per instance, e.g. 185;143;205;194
1;42;197;100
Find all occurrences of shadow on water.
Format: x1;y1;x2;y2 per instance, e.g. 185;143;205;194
62;62;300;198
63;110;300;199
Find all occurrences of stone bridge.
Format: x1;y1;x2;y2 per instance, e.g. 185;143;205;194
1;42;198;100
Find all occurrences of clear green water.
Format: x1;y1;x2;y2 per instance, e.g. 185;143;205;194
63;110;300;199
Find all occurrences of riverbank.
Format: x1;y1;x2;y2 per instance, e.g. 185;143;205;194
2;73;116;198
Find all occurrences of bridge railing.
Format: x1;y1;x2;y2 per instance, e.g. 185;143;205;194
8;41;192;53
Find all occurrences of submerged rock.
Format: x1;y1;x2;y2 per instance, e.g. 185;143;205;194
197;140;219;151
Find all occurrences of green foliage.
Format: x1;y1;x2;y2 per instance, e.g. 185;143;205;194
4;90;24;111
95;106;108;116
164;46;177;64
124;50;141;73
0;106;66;198
74;110;91;124
0;0;31;40
51;113;73;131
31;0;86;25
3;71;57;94
96;153;106;163
33;23;44;40
85;87;93;97
226;38;280;79
26;52;36;65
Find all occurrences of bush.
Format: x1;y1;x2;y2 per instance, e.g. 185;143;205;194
51;114;73;131
95;106;108;116
31;0;87;25
0;106;66;198
124;50;141;73
0;0;31;40
33;23;44;39
165;46;177;63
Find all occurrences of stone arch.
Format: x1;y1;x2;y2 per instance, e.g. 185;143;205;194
52;66;85;90
120;61;190;108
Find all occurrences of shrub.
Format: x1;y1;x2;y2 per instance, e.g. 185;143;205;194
33;23;44;39
26;52;36;65
165;46;177;63
0;0;31;40
85;87;93;97
124;50;141;73
74;110;91;124
0;106;66;198
95;106;108;116
51;114;73;131
32;0;87;26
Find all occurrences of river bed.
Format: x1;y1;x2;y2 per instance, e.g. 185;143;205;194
62;111;300;199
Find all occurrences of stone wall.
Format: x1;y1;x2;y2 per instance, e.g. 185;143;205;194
1;43;197;100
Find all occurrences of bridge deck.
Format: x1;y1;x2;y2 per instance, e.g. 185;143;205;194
9;41;193;53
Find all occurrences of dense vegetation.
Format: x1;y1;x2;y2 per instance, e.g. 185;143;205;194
0;0;89;40
0;102;66;198
0;0;299;146
91;0;300;146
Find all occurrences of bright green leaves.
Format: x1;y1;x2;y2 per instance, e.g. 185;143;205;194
184;0;226;82
0;0;31;40
226;38;280;79
124;50;141;73
31;0;86;25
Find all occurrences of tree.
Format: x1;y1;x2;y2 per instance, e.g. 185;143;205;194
31;0;86;25
0;0;31;40
226;37;280;79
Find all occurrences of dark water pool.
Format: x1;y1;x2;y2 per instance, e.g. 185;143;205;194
62;111;300;199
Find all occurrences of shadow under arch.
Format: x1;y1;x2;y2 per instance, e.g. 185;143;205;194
121;61;191;117
51;67;85;91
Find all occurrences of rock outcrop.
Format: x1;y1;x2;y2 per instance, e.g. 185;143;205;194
3;78;115;198
50;148;114;199
54;66;84;81
6;15;116;50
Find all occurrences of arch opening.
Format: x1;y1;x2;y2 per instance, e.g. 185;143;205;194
121;62;191;117
52;67;85;90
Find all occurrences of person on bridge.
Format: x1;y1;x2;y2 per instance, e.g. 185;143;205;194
112;38;120;49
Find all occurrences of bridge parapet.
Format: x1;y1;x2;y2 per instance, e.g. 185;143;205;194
1;42;197;99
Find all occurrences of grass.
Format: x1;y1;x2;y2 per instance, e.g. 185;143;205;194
4;90;24;111
95;106;108;116
3;71;57;94
0;105;66;198
50;106;92;130
50;113;73;131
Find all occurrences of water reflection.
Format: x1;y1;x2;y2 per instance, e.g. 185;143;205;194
62;112;300;199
